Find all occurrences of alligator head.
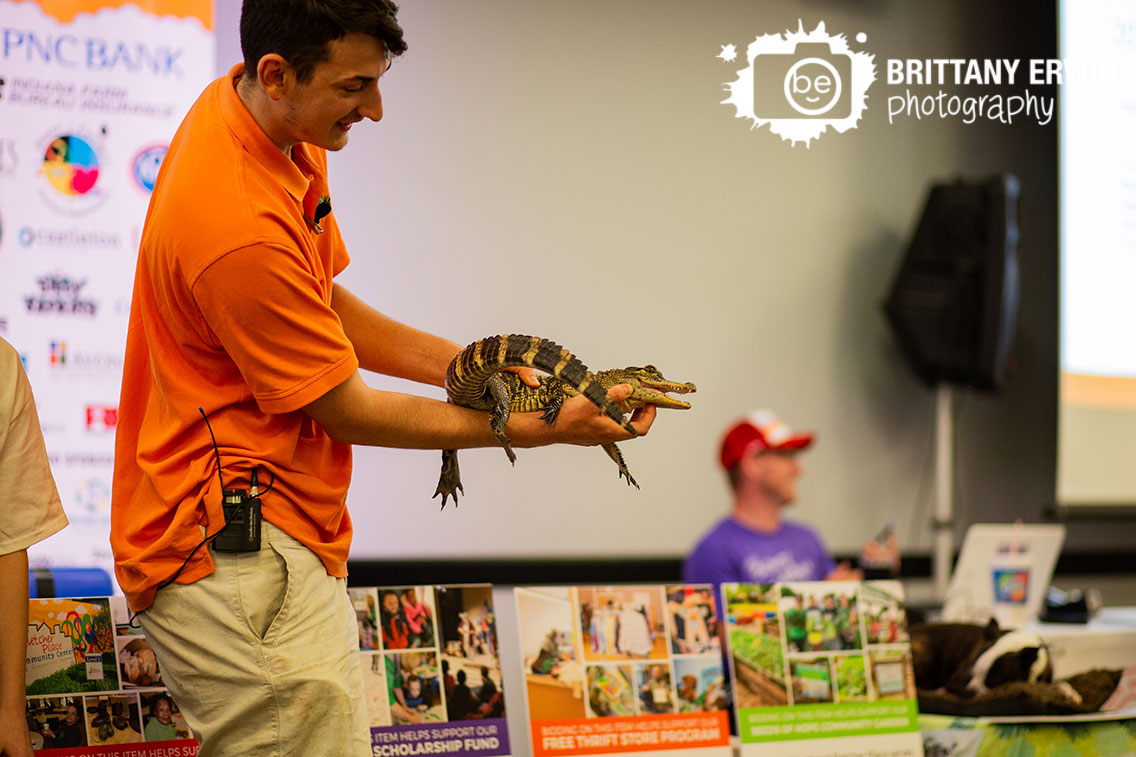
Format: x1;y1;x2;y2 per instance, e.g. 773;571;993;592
594;365;696;411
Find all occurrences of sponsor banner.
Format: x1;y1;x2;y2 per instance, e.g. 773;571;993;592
0;0;213;579
724;581;923;757
515;585;731;757
354;585;512;756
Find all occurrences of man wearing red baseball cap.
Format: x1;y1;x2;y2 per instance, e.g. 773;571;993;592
683;410;885;585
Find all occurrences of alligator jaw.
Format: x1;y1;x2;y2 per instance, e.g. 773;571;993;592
594;366;696;411
628;384;694;410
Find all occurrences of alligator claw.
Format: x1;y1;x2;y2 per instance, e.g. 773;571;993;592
603;443;639;489
434;449;464;509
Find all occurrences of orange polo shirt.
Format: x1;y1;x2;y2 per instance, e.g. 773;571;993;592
112;64;360;612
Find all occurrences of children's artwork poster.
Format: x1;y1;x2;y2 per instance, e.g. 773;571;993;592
350;584;510;756
724;581;923;757
24;597;197;755
515;585;731;757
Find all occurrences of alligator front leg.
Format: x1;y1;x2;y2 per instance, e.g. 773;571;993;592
434;449;464;509
486;374;517;464
539;383;564;426
602;443;639;489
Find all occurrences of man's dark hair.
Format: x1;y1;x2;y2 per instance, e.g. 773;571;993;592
240;0;407;83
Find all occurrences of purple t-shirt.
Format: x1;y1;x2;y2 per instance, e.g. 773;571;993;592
683;518;837;585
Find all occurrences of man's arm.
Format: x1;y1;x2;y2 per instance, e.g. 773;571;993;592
331;283;460;386
304;370;655;449
0;549;33;757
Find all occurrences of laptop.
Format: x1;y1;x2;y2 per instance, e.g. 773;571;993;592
941;523;1066;627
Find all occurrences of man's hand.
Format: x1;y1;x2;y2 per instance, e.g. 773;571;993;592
502;366;541;388
860;532;900;574
542;384;657;446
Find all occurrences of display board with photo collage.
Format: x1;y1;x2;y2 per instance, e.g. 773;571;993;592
724;581;923;757
515;585;731;757
24;596;197;756
350;584;510;757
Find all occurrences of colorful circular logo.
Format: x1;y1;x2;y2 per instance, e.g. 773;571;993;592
42;135;100;196
132;144;167;193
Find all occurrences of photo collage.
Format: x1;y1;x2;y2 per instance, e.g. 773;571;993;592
515;585;728;723
22;597;193;752
725;581;917;711
351;584;506;731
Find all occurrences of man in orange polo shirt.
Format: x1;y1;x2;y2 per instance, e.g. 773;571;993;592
111;2;657;755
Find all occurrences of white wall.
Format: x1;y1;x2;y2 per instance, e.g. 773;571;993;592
214;1;1136;562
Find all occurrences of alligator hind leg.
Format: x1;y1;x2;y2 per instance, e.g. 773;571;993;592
602;443;639;489
433;449;464;509
486;374;516;464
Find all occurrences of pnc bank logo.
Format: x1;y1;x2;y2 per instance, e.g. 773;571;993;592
720;21;877;147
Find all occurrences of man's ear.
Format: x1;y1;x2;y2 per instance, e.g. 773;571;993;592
256;54;291;100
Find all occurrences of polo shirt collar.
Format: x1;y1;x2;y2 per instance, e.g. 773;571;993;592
219;63;320;204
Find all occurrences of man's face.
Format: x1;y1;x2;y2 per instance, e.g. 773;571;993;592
742;448;803;505
281;32;388;151
66;706;80;725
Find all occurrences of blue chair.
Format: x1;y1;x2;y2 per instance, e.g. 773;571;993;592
28;567;113;598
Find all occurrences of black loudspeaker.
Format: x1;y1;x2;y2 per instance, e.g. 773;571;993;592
884;174;1021;390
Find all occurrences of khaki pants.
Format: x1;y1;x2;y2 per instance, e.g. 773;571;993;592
139;521;370;757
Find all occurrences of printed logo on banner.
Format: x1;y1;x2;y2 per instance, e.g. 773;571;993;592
0;23;187;76
25;273;98;317
46;339;121;375
35;127;111;216
74;477;112;516
132;143;167;193
720;21;876;147
86;404;118;430
18;223;122;251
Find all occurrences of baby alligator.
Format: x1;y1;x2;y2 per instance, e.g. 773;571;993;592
435;334;696;508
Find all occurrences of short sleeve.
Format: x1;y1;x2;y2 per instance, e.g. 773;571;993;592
0;345;68;554
192;243;359;414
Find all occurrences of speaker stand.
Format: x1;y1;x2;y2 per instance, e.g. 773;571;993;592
933;383;955;602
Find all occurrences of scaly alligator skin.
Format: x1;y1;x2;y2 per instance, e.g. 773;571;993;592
435;334;696;508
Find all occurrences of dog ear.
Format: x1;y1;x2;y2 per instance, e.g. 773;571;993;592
983;617;1001;640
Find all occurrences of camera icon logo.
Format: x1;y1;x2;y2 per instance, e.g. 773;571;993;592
754;42;852;119
722;21;876;146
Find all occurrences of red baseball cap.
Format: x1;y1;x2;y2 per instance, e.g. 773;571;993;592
719;410;814;471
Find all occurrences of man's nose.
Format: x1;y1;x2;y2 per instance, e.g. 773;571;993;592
359;82;384;122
